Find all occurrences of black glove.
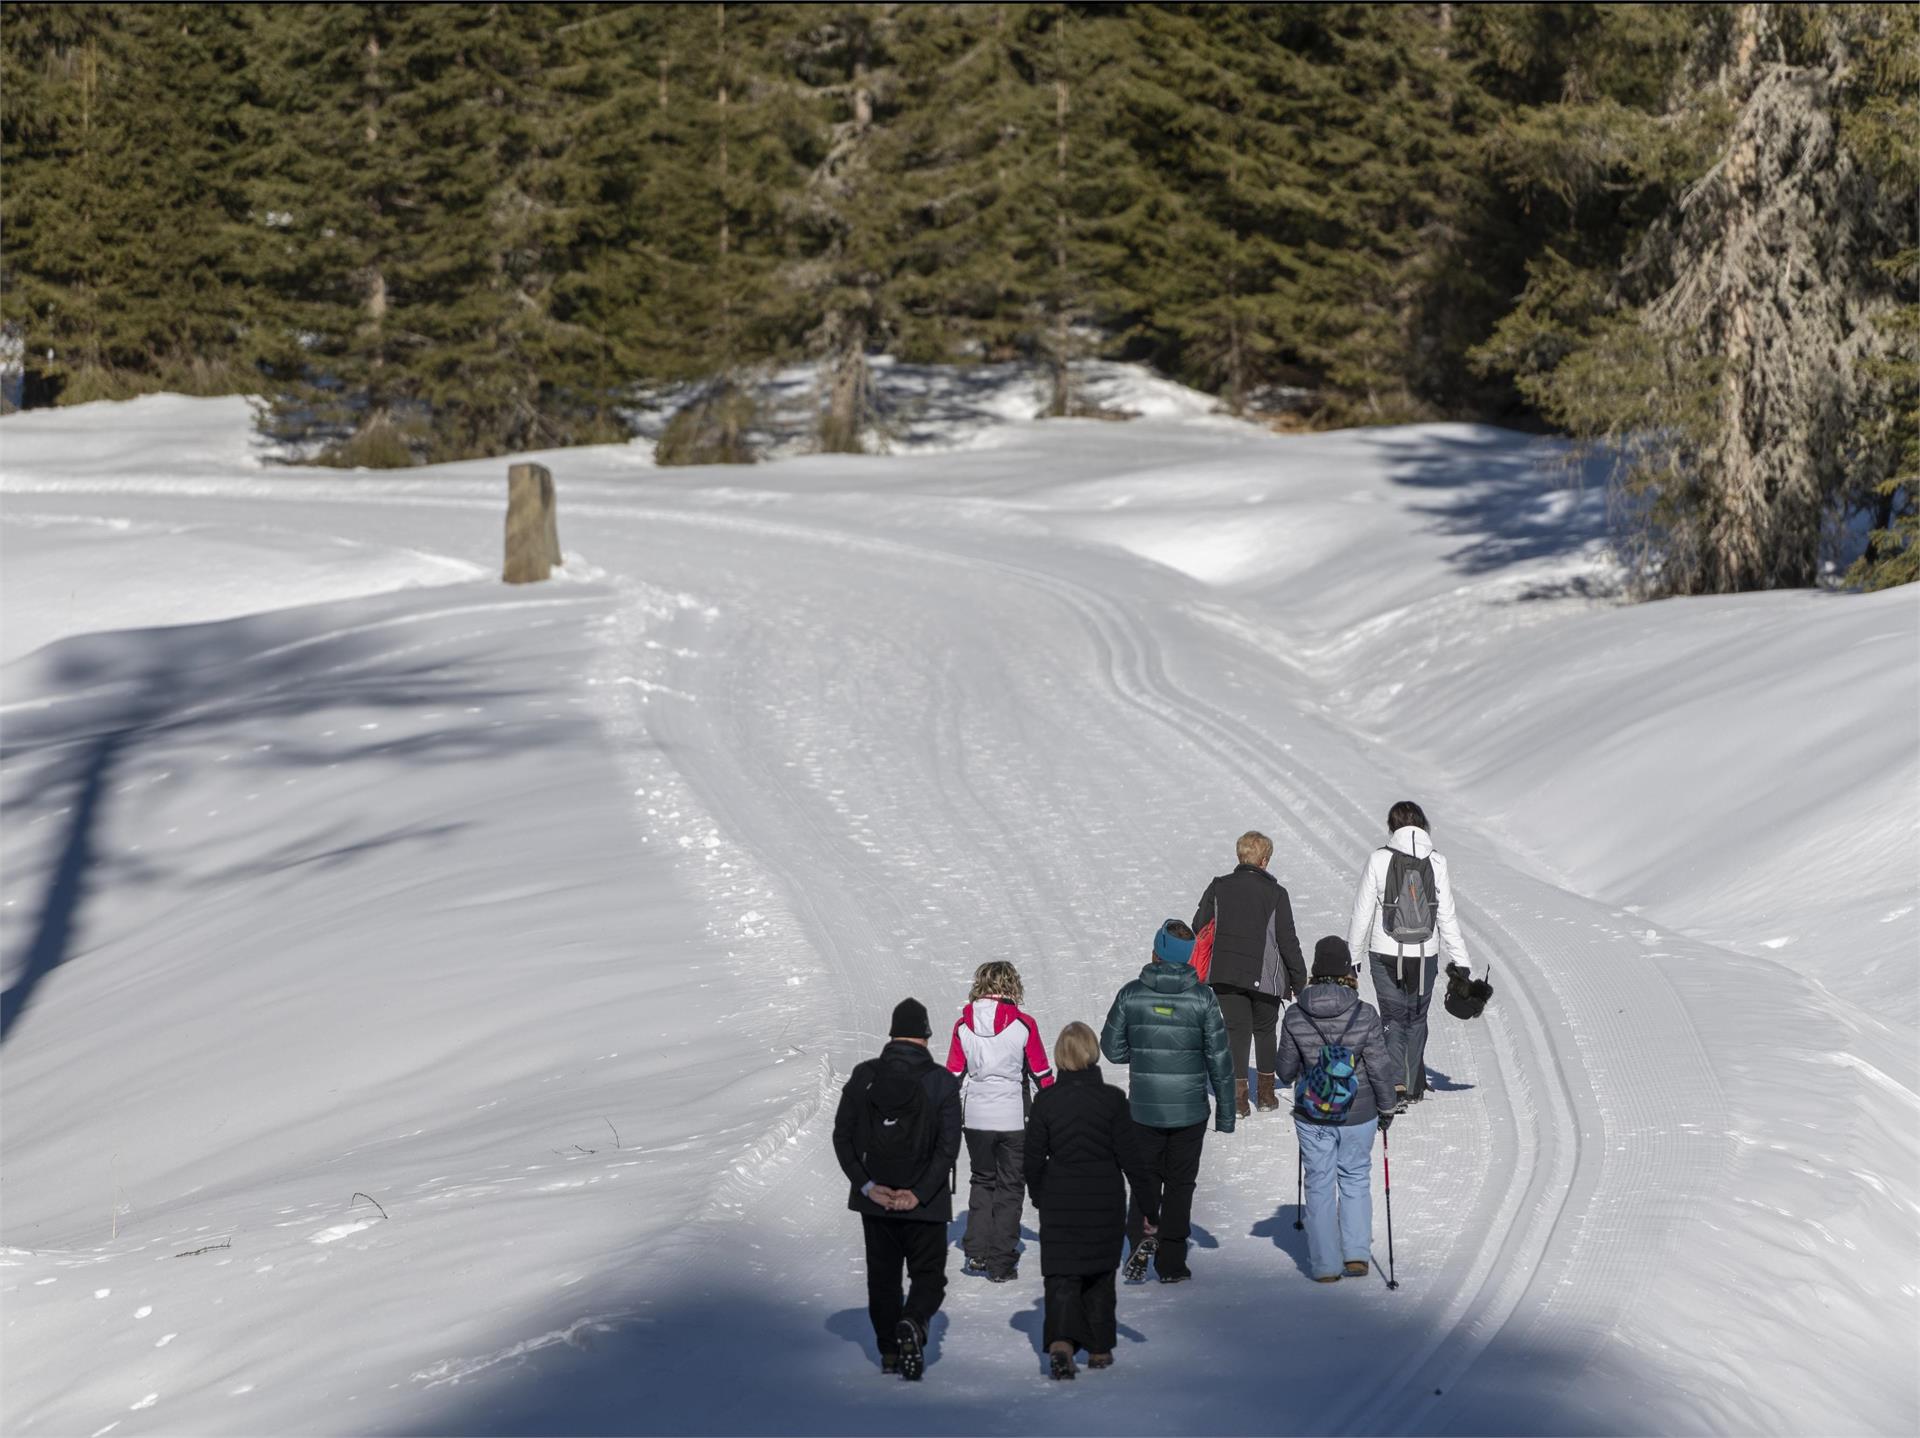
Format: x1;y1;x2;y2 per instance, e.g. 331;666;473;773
1446;963;1470;984
1378;1112;1394;1134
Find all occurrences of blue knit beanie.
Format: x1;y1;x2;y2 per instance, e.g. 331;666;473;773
1153;920;1195;967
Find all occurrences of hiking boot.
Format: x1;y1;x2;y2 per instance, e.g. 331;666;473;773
1048;1342;1077;1380
1344;1259;1370;1278
1087;1352;1114;1370
1235;1079;1251;1119
1158;1270;1192;1285
880;1352;901;1376
1255;1072;1281;1111
987;1267;1018;1284
1313;1274;1342;1284
1392;1086;1409;1116
961;1256;989;1277
895;1318;925;1381
1123;1237;1157;1283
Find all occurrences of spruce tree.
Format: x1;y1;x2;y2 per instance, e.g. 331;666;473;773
1;3;256;404
1473;3;1915;593
1839;5;1919;590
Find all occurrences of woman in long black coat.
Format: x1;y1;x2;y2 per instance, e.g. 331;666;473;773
1023;1021;1152;1378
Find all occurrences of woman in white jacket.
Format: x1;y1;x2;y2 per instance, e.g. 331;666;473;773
1346;801;1471;1109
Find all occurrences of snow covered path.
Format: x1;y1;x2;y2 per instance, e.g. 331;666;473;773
3;395;1915;1435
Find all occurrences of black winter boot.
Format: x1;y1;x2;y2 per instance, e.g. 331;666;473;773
895;1318;925;1381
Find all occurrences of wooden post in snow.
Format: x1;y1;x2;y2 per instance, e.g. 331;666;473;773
504;461;562;584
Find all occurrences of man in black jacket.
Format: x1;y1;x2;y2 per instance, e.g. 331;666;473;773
1192;830;1309;1118
831;998;964;1380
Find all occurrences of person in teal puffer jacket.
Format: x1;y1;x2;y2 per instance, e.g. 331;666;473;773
1099;920;1235;1283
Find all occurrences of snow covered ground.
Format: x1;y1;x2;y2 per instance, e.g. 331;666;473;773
2;377;1915;1436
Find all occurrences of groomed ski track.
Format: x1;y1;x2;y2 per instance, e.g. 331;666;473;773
2;415;1816;1434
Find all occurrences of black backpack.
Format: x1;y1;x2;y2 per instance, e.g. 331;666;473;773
856;1059;936;1189
1381;848;1437;945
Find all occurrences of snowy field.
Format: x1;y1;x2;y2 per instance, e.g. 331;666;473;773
2;378;1916;1436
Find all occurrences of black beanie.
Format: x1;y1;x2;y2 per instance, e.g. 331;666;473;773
1311;936;1355;979
889;997;932;1040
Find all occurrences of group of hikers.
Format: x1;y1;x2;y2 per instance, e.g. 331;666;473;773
831;801;1489;1381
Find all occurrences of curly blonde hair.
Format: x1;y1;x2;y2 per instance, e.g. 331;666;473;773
968;961;1024;1005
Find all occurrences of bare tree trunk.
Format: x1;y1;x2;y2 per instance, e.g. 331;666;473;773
1702;2;1766;592
361;30;391;446
820;34;876;453
715;3;734;369
1048;60;1071;417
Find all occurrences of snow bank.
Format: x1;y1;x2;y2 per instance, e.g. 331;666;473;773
2;379;1914;1435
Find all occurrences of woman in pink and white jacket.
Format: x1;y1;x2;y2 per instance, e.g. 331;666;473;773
945;961;1053;1282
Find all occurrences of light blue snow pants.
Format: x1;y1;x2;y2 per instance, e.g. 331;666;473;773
1294;1117;1375;1279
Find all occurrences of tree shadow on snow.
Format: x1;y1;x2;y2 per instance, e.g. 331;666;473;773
395;1273;1698;1436
0;594;578;1046
1373;428;1615;587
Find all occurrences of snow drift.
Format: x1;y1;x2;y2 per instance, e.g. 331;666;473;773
2;372;1914;1436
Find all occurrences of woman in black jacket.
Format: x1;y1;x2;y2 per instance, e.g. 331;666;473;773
1192;830;1309;1117
1024;1021;1150;1379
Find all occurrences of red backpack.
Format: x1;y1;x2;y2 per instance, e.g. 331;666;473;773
1191;893;1218;982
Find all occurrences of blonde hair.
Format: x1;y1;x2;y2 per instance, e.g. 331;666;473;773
1236;830;1274;867
968;961;1024;1006
1054;1021;1100;1073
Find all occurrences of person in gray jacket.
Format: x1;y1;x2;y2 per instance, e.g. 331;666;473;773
1276;937;1399;1282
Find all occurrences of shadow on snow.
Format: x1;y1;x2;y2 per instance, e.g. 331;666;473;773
1373;428;1615;590
0;601;565;1046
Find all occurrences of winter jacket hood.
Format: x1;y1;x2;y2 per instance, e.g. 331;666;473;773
1346;828;1471;986
1276;980;1398;1126
946;997;1053;1132
1138;958;1200;994
1388;825;1434;859
1099;960;1236;1131
830;1039;964;1221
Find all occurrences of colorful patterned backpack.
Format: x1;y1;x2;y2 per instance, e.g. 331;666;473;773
1297;1009;1362;1121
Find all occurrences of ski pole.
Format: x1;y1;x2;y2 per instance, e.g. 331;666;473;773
1294;1144;1304;1230
1382;1129;1399;1290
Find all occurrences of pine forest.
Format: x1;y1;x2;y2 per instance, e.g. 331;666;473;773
2;2;1914;593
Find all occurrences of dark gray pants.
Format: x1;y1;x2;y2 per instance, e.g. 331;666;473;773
962;1128;1025;1275
1212;985;1282;1081
1371;952;1438;1097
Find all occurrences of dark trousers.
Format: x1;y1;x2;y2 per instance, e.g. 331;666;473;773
862;1215;947;1353
1213;985;1282;1081
1125;1119;1206;1279
1371;953;1439;1097
962;1128;1025;1274
1044;1270;1117;1354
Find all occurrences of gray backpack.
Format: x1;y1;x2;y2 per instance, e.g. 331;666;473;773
1381;849;1437;945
